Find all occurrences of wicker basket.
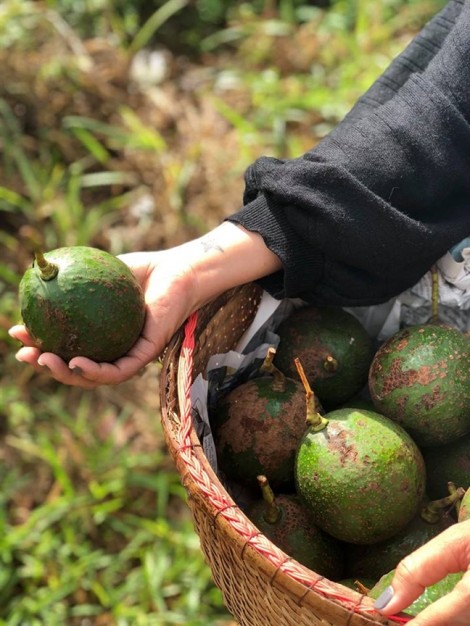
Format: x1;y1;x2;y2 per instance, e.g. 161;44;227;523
160;283;409;626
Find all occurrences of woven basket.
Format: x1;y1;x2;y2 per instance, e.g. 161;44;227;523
160;283;409;626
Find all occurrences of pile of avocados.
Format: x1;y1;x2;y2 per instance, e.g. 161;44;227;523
209;304;470;614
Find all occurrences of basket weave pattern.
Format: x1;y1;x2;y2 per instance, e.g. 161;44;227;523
160;284;409;626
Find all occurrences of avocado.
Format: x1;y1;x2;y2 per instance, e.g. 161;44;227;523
346;488;462;580
247;475;345;580
273;305;375;410
368;568;464;616
458;487;470;521
211;348;316;490
369;324;470;447
295;407;426;545
422;432;470;499
19;247;146;362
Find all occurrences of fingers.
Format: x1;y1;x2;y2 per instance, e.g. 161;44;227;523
9;324;36;347
8;250;186;388
15;345;47;375
403;571;470;626
375;521;470;620
15;349;101;389
68;338;156;386
10;326;94;388
9;325;158;388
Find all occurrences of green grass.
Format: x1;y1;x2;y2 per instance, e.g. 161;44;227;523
0;368;233;625
0;0;446;623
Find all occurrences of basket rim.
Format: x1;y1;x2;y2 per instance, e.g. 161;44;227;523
160;296;412;626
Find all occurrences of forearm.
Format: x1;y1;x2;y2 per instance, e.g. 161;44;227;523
180;221;283;311
231;0;470;307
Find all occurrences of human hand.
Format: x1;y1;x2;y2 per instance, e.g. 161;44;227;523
374;519;470;625
9;248;199;388
9;223;282;388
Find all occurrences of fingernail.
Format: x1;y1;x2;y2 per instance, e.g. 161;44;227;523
15;354;25;363
38;360;50;371
374;585;394;610
70;366;83;376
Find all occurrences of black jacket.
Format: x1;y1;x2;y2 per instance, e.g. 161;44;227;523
227;0;470;306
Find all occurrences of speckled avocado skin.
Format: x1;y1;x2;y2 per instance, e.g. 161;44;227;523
248;494;345;580
369;568;463;616
295;408;426;545
346;500;454;580
19;246;146;362
369;324;470;447
274;306;375;410
212;376;311;490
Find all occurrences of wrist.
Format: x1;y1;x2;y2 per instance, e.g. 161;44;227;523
182;222;282;312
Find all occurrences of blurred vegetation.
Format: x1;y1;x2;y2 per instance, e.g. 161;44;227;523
0;0;446;624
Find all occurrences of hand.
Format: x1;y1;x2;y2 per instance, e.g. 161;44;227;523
374;519;470;625
9;223;283;388
9;249;199;388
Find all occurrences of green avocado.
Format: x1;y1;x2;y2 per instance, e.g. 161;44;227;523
19;246;146;362
346;493;457;580
368;324;470;447
211;374;310;490
459;488;470;521
247;476;345;580
368;568;464;616
274;306;375;410
422;431;470;499
295;408;426;545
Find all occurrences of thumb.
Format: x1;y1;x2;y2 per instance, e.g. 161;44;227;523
400;571;470;626
374;520;470;616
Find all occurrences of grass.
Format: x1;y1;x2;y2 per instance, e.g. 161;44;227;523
0;367;233;625
0;0;446;623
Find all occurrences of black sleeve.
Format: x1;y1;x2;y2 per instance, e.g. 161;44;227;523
226;0;470;306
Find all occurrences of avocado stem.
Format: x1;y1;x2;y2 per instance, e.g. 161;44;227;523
430;264;439;323
35;251;59;281
260;347;286;392
354;580;371;595
294;357;328;432
420;486;466;524
323;354;338;373
448;481;462;517
257;475;281;525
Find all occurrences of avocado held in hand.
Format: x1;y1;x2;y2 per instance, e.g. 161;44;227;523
19;246;146;362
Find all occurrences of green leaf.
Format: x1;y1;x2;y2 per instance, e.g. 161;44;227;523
128;0;189;54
